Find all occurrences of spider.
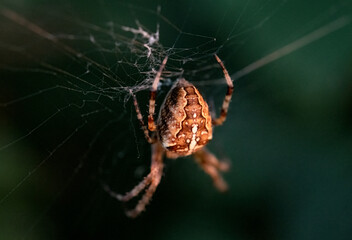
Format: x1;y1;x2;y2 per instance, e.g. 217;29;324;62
103;54;234;218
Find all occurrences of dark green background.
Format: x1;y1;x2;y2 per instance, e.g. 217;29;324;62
1;0;352;239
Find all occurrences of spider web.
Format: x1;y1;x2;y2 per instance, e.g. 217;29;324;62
0;0;351;239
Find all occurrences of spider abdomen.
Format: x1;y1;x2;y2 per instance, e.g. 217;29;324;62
157;78;213;157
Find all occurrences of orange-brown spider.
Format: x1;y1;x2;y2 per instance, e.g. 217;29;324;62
103;54;234;218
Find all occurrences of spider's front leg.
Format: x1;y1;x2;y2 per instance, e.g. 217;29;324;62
104;57;168;218
124;142;164;218
103;142;165;218
193;148;230;192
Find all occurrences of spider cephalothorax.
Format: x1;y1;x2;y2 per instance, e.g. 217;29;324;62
103;55;234;218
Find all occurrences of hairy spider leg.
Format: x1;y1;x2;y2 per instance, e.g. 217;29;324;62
212;54;234;126
124;142;165;218
148;56;169;131
103;175;152;202
105;57;168;217
130;90;156;143
102;180;148;201
193;147;229;192
102;142;164;217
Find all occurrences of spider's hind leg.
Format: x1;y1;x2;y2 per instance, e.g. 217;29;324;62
212;54;234;126
193;147;229;192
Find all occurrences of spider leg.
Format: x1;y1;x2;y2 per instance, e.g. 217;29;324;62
193;147;229;192
148;56;168;131
102;174;153;202
125;163;163;218
125;142;164;218
103;142;164;218
212;54;234;126
130;90;156;144
129;57;168;143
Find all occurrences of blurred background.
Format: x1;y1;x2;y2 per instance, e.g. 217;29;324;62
0;0;352;239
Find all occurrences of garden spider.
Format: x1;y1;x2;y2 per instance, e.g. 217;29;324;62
103;54;234;218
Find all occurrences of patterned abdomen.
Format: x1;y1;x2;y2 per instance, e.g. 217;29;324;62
157;78;213;157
